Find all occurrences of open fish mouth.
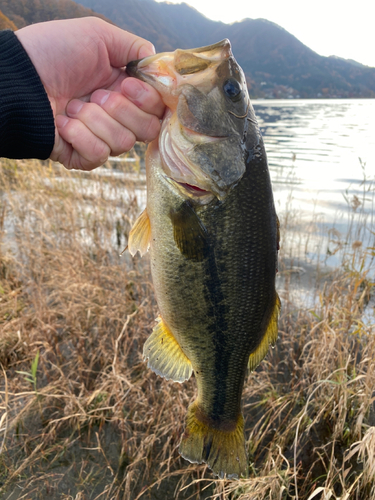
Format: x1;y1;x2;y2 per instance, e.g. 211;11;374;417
127;39;250;201
126;39;232;93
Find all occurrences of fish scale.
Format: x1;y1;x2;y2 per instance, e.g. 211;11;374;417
127;39;280;478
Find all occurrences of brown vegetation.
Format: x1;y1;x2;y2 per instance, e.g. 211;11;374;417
0;9;17;30
0;157;374;499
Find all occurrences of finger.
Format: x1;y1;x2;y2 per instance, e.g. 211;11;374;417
66;99;137;156
121;78;165;119
54;115;110;170
89;90;162;143
52;134;106;172
50;136;81;171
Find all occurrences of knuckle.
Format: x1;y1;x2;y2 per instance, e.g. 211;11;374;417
80;102;93;119
104;92;128;117
80;160;101;171
63;119;80;142
110;133;136;157
90;17;103;28
92;141;110;164
118;131;136;154
141;116;161;142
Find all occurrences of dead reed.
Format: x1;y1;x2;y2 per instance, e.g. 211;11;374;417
0;157;374;500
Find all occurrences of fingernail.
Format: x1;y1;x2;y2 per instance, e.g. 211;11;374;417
93;90;110;106
99;90;110;106
67;100;84;116
123;79;145;101
139;44;155;59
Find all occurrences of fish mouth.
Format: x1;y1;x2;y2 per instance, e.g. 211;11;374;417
166;178;214;204
128;41;241;201
127;53;177;94
126;40;232;92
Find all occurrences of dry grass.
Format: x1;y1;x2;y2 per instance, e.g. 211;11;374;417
0;157;374;500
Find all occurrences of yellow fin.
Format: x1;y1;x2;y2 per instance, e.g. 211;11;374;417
143;317;193;383
128;208;151;257
248;293;281;372
179;402;248;479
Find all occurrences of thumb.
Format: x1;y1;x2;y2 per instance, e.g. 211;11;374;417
95;20;156;67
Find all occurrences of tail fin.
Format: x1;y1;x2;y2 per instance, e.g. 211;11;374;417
179;402;248;479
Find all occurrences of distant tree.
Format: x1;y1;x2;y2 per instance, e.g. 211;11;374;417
1;0;374;97
0;8;17;29
0;0;111;26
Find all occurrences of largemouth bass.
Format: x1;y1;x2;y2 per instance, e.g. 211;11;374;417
127;39;280;479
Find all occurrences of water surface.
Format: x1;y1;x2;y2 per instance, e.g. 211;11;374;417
254;99;375;269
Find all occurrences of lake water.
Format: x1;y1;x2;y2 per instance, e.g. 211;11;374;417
253;99;375;271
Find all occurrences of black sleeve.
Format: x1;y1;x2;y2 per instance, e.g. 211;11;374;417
0;30;55;160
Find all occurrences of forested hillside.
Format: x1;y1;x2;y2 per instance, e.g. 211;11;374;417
1;0;374;98
0;0;110;29
76;0;375;98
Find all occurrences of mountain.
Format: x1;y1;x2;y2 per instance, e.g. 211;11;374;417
0;0;111;29
2;0;374;98
75;0;375;98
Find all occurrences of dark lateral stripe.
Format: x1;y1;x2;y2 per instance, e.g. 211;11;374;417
201;213;231;420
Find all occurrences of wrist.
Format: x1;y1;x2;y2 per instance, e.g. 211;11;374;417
0;30;55;159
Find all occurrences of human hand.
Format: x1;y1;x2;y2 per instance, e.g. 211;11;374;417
15;17;165;170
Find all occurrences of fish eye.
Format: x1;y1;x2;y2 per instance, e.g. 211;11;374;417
223;79;241;100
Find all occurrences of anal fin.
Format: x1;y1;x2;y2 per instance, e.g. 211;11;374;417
143;317;193;383
248;293;281;372
128;208;151;257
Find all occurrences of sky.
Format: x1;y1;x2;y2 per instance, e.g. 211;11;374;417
156;0;375;68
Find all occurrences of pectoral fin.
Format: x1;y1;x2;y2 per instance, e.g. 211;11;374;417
128;208;151;257
248;293;281;372
169;201;209;261
143;317;193;383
